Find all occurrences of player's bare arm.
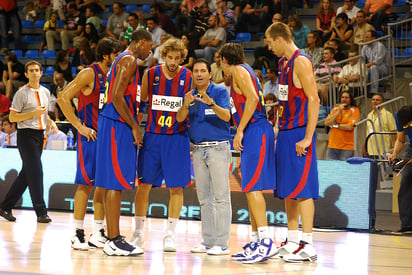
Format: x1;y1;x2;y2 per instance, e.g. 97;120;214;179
294;55;320;156
140;69;149;103
57;68;97;141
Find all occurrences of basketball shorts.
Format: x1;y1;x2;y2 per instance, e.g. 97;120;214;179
75;133;96;186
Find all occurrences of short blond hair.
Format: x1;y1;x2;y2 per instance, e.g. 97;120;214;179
160;38;187;59
265;22;293;43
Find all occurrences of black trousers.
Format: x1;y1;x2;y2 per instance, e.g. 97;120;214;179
0;128;47;217
398;163;412;229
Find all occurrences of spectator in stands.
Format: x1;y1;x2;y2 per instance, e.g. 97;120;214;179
148;33;172;68
304;31;324;69
196;15;226;63
60;2;86;50
315;47;342;106
326;38;347;62
44;11;61;53
176;0;202;33
255;69;266;87
361;30;388;95
0;83;11;117
226;0;242;17
316;0;336;43
0;115;17;147
288;14;311;49
122;13;145;47
388;105;412;234
263;64;278;98
50;72;69;121
279;0;304;18
146;17;166;50
83;22;100;49
85;3;105;34
211;51;224;84
35;0;52;21
0;0;21;55
2;52;28;100
51;0;65;21
264;93;278;127
334;46;367;98
336;0;360;25
190;1;212;49
106;2;128;40
54;50;74;83
329;12;353;50
151;3;177;36
363;0;393;32
72;37;96;72
76;0;105;14
44;128;67;149
181;33;196;70
352;10;375;45
214;0;236;41
236;0;272;32
366;93;396;157
325;90;360;160
24;1;38;23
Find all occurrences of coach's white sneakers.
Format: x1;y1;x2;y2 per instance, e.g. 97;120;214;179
103;236;144;256
191;243;210;253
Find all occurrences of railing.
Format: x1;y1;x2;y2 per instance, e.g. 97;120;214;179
354;118;379;157
388;17;412;67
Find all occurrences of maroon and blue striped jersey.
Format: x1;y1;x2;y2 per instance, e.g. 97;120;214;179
230;64;267;127
77;63;106;130
100;51;140;123
145;65;192;134
278;49;313;130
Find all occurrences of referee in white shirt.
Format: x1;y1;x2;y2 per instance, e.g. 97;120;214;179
0;60;58;223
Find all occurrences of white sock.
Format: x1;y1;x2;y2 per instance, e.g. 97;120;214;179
134;216;146;234
74;219;84;231
288;230;300;244
94;220;104;232
302;232;313;245
258;226;270;239
166;218;179;235
250;231;259;243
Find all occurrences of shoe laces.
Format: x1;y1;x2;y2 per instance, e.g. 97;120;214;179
99;229;108;239
293;241;308;255
76;229;86;243
115;236;135;250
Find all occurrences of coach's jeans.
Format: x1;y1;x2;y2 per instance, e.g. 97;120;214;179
326;148;354;161
193;141;232;247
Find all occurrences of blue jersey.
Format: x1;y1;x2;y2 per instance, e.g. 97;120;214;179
230;64;267;127
145;65;192;134
100;51;140;123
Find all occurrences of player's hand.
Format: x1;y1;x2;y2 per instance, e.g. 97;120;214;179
296;138;311;157
78;124;97;142
388;152;396;163
132;125;143;148
233;130;244;152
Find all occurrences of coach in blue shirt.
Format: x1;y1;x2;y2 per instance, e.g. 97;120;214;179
177;58;232;255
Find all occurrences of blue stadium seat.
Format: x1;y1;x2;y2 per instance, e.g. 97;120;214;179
356;0;366;8
125;4;138;13
22;20;33;28
33;20;46;29
102;19;108;26
41;50;56;59
393;0;407;6
235;32;251;42
22;35;42;44
141;4;151;13
377;30;383;37
403;48;412;58
72;66;77;76
393;48;402;58
44;66;55;76
57;20;64;28
11;50;23;58
25;50;40;59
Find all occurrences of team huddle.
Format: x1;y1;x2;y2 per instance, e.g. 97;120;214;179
58;22;320;263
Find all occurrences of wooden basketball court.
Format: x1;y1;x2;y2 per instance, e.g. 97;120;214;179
0;210;412;274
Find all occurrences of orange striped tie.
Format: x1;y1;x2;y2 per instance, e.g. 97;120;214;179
7;134;10;146
34;91;44;130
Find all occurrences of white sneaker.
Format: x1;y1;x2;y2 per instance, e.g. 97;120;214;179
242;238;273;264
130;231;145;248
231;241;258;261
88;229;108;248
163;234;176;252
191;244;209;253
274;239;300;258
207;246;230;255
103;236;144;256
283;241;317;262
71;229;90;251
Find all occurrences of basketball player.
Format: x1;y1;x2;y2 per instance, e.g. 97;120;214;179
266;22;320;262
57;37;123;250
219;43;276;264
95;29;153;256
131;38;192;252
